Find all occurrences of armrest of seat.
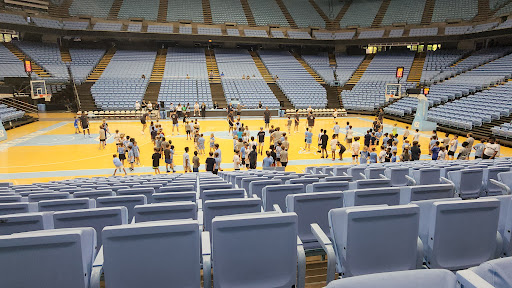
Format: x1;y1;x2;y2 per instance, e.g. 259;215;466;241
342;172;348;176
440;177;456;196
489;179;511;195
359;173;367;179
456;270;495;288
405;175;416;186
416;237;424;269
90;246;104;288
379;174;388;180
310;223;336;284
495;231;503;259
202;231;212;288
273;204;282;213
296;236;306;288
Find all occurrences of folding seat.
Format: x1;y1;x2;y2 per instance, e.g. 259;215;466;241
313;205;422;282
59;188;92;194
364;167;386;179
0;212;54;235
96;195;147;220
38;198;95;212
0;195;22;203
131;184;163;194
203;188;245;205
322;167;334;175
134;202;197;222
203;212;305;288
384;167;410;187
262;184;304;212
347;166;367;181
304;174;328;179
424;199;501;270
447;168;484;199
489;171;512;195
306;181;350;193
0;227;96;288
53;207;128;251
349;179;391;190
234;175;252;188
499;197;512;257
332;166;352;176
321;176;353;182
286;178;320;191
457;257;512;288
249;179;282;198
199;183;233;198
153;191;196;203
18;190;55;197
406;168;443;185
203;198;262;232
400;184;455;204
0;202;38;216
117;187;155;203
28;192;71;202
344;187;401;206
274;175;299;182
73;190;116;199
286;192;343;250
90;220;200;288
159;185;195;193
327;269;457;288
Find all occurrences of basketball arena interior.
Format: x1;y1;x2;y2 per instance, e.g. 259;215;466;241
1;0;512;287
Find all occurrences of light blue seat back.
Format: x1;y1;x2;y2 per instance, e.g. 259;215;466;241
322;167;334;175
153;192;196;203
385;167;410;187
0;212;54;235
96;195;147;220
400;184;455;204
350;179;391;190
425;199;500;270
502;198;512;256
262;184;303;212
0;227;96;288
211;213;298;288
134;202;197;222
441;166;464;178
203;198;262;231
53;207;128;251
326;269;457;288
286;178;319;191
468;257;512;288
413;168;441;185
364;167;386;179
109;185;130;192
447;169;484;199
273;175;299;182
235;175;250;189
0;202;36;216
347;166;366;181
59;188;93;194
203;188;245;205
241;177;264;194
28;192;70;202
321;176;353;182
333;166;352;176
129;184;163;194
344;187;401;207
102;220;201;288
117;188;155;203
38;198;95;212
73;190;115;200
159;185;195;193
199;183;233;198
328;205;421;277
306;181;350;193
0;195;22;203
497;172;512;193
286;192;343;248
249;179;282;198
485;167;510;196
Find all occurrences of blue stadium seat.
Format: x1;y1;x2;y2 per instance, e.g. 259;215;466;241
249;179;282;198
159;185;195;193
153;192;197;203
306;181;350;193
484;167;511;196
399;184;455;204
199;183;233;198
0;212;54;235
28;192;71;202
447;168;484;199
321;175;354;182
407;168;443;185
203;188;245;205
344;187;401;206
457;257;512;288
117;187;156;203
38;198;95;212
0;202;37;216
134;202;197;222
262;184;304;212
96;195;147;221
364;167;386;179
0;195;22;203
203;197;262;231
73;190;116;199
349;179;392;190
385;167;410;187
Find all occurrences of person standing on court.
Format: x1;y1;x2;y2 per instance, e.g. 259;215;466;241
194;102;200;117
466;133;475;150
263;107;271;129
294;110;300;133
80;111;90;137
201;102;206;118
307;112;315;130
140;111;149;135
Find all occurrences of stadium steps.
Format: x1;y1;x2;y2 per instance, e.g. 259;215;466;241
292;53;326;84
108;0;124;20
268;83;294;109
323;84;343;109
150;48;167;83
333;0;353;29
202;0;213;25
76;82;98;111
449;51;473;68
474;114;512;138
86;47;116;83
157;0;169;22
492;0;512;14
210;83;228;108
60;46;72;63
3;42;51;78
406;52;426;84
345;53;375;87
205;49;221;84
275;0;299;29
249;51;276;83
48;0;72;18
371;0;391;28
328;52;337;67
421;0;436;25
143;83;161;105
474;0;491;21
240;0;257;27
308;0;331;28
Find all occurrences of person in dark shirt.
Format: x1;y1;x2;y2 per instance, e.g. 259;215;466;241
320;131;329;158
257;127;266;155
411;141;421;161
263;107;271;129
201;102;206;118
80;112;90;137
205;152;216;172
364;130;371;147
152;148;160;174
248;145;258;169
307;112;315;128
140;112;149;135
269;145;276;166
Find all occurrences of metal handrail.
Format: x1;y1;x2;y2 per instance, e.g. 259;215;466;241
0;97;38;114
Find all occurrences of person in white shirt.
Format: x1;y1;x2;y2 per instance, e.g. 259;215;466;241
351;136;360;164
135;101;140;111
403;126;410;140
169;103;175;112
233;150;241;170
448;135;458;160
332;109;338;122
307;106;312;114
412;129;420;142
194;102;200;116
483;138;499;159
333;122;340;136
346;126;353;145
330;134;339;161
379;145;387;163
183;147;191;173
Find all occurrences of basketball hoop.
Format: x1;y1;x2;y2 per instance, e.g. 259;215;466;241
37;94;52;102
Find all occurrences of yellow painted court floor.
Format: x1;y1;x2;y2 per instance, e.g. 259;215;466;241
1;112;511;185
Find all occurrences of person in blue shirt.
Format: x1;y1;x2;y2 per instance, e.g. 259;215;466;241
473;139;486;159
112;154;127;176
305;128;313;151
197;134;205;155
382;133;389;148
431;141;440;160
375;130;382;146
391;151;397;162
360;146;369;164
262;151;274;168
74;116;81;134
369;147;378;163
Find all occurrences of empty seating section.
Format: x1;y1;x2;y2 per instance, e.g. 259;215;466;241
495;19;512;30
409;27;438;36
339;0;381;28
282;0;325;28
69;0;115;18
127;23;142;32
341;51;415;111
334;31;356;39
158;48;212;108
491;0;510;9
244;30;269;37
69;48;105;84
313;31;334;40
13;41;69;82
421;49;467;85
315;0;344;19
0;13;27;25
271;30;286;38
0;44;26;80
179;26;193;34
210;0;248;25
381;0;425;25
247;0;289;26
226;28;240;36
287;31;312;39
358;30;385;39
493;115;512;138
198;27;222;35
167;0;204;22
93;22;123;32
432;0;478;22
32;17;62;29
469;22;499;33
0;104;25;122
389;29;404;37
302;53;364;86
118;0;159;21
384;97;419;116
445;25;472;35
147;25;174;34
63;21;89;30
215;49;278;108
496;1;512;15
91;50;156;110
258;50;327;108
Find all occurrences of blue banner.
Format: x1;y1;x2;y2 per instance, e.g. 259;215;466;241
412;96;437;131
